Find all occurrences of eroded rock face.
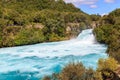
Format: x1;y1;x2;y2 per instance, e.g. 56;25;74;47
66;23;88;39
26;23;44;29
91;21;100;29
33;23;44;29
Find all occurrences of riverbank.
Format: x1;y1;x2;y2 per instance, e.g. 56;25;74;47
0;22;90;48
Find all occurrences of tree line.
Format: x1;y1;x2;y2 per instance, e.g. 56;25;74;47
0;0;91;47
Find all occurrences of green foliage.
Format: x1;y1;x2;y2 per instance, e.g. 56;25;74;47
2;26;22;47
79;22;87;30
42;62;103;80
0;19;8;27
90;14;101;21
0;0;90;47
59;62;86;80
14;28;45;46
94;24;116;43
1;25;46;47
94;9;120;63
100;69;120;80
97;57;118;71
97;58;120;80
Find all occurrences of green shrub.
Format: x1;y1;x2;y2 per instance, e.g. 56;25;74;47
97;57;118;71
97;58;119;80
42;62;103;80
59;62;86;80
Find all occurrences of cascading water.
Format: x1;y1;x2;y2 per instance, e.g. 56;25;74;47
0;29;107;80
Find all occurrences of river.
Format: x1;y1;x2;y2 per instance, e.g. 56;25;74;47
0;29;107;80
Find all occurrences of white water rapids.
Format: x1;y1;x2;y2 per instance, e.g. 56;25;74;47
0;29;107;80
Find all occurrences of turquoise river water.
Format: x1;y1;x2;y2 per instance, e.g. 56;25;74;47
0;29;107;80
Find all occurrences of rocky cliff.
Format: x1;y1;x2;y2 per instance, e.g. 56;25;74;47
66;23;90;39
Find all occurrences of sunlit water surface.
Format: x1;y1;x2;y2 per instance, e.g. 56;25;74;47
0;29;107;80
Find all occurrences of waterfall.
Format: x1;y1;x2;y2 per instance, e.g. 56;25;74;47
0;29;107;80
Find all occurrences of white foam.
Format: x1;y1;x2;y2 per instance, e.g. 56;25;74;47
0;29;107;77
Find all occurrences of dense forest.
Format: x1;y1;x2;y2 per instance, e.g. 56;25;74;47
0;0;91;47
94;9;120;63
